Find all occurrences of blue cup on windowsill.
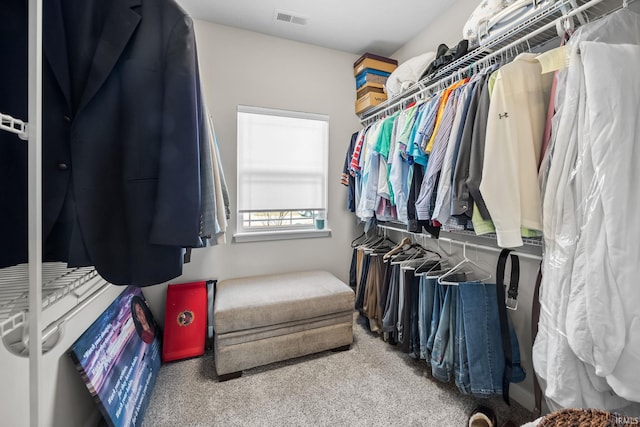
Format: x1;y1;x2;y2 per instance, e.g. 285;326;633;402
314;212;326;230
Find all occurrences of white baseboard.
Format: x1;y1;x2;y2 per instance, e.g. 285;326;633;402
510;383;535;413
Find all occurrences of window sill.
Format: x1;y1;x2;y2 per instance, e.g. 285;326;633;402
233;228;332;243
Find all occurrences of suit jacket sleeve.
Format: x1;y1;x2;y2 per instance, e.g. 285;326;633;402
149;13;202;247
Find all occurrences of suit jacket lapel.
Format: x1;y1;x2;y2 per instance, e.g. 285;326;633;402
43;0;71;110
78;0;142;112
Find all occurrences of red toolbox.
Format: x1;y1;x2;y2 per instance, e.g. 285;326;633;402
162;281;207;363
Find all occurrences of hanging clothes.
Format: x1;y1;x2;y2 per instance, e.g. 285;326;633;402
479;53;552;248
0;0;28;269
0;0;225;287
355;239;526;400
534;8;640;411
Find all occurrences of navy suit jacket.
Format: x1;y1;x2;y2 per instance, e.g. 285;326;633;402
40;0;203;286
0;0;29;269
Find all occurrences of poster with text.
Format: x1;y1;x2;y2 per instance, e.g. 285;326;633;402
69;286;161;427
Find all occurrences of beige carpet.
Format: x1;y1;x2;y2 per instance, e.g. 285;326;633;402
143;314;534;426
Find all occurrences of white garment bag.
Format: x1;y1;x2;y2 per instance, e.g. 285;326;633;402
534;8;640;411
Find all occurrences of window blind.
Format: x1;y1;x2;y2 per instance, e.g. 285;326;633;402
237;106;329;213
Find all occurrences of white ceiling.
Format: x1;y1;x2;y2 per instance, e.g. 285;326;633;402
176;0;456;57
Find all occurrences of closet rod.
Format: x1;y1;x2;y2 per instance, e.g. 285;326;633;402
377;224;543;262
436;236;542;262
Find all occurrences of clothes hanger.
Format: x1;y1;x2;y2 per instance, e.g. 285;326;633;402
361;228;395;253
351;231;368;248
437;242;492;285
403;246;441;270
390;243;430;263
413;238;454;277
395;246;429;267
422;261;451;278
383;237;411;260
416;257;448;276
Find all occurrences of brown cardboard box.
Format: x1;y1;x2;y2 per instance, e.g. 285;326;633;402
356;82;386;100
353;53;398;76
355;91;388;115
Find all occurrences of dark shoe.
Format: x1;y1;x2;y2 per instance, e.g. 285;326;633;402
468;405;498;427
501;421;517;427
421;43;450;79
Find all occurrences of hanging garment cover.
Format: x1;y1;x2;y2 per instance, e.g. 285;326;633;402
534;8;640;411
39;0;204;286
569;40;640;403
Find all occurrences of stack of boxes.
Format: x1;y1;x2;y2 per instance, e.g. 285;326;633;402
354;53;398;115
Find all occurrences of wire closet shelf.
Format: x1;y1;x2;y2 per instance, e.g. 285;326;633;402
0;263;107;356
359;0;629;125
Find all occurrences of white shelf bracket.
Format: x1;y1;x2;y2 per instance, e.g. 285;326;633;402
0;113;29;140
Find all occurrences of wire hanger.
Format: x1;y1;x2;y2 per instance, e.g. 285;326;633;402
417;238;453;277
400;246;440;269
437;242;492;285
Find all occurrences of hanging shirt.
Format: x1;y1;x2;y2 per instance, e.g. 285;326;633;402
341;132;359;212
414;93;443;157
451;73;487;219
397;104;420;148
479;53;552;248
388;121;412;224
432;80;476;224
415;86;463;220
356;123;382;220
407;97;437;168
350;128;367;172
423;79;467;154
375;114;399;205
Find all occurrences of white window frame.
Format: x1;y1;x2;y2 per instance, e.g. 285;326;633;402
233;105;331;243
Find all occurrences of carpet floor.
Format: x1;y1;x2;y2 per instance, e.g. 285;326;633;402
143;315;534;427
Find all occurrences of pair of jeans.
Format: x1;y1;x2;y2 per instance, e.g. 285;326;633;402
382;264;400;335
396;269;408;346
363;255;384;332
458;281;526;397
355;252;370;311
408;273;420;357
418;276;437;361
398;268;419;355
455;288;471;394
431;285;457;383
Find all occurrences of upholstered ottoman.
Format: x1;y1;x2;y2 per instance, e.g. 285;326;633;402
213;270;355;380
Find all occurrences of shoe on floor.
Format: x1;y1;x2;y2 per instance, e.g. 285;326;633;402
468;405;498;427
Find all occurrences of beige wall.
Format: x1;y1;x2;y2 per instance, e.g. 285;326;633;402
143;21;363;322
392;0;479;63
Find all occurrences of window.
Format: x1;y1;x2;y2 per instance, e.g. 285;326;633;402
235;105;329;242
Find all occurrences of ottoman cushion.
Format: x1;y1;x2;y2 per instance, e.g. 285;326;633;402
214;270;354;334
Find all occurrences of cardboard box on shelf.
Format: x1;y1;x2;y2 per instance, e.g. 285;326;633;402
353;53;398;76
355;68;391;90
356;82;386;100
355;91;387;115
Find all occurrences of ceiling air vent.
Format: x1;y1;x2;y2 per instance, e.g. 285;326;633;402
274;9;308;26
